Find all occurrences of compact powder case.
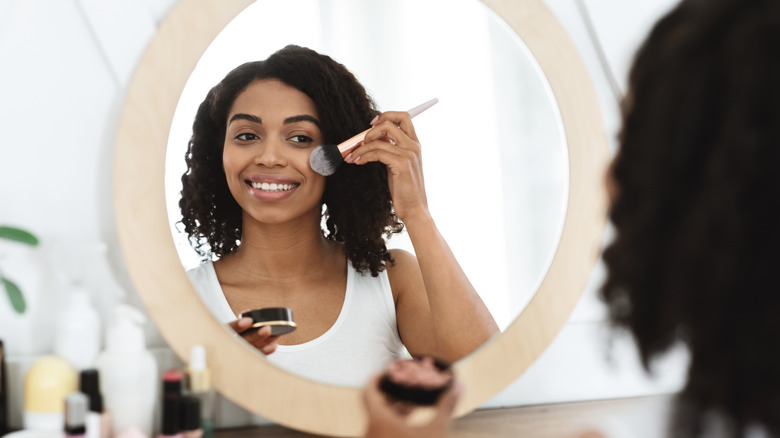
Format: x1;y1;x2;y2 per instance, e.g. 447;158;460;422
239;307;297;336
379;357;453;406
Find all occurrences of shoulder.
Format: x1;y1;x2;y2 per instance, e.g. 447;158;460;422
386;249;421;301
386;248;419;274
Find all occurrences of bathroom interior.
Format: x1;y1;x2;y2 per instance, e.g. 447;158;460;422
0;0;691;436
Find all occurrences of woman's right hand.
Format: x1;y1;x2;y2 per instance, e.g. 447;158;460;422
362;374;461;438
228;317;280;355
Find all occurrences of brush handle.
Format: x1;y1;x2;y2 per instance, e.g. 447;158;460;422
336;98;439;156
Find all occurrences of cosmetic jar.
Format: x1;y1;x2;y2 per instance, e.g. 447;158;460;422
238;307;296;336
379;356;453;406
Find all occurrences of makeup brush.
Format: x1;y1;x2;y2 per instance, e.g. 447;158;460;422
309;98;439;176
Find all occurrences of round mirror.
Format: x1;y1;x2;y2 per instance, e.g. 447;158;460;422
164;0;567;363
113;0;608;435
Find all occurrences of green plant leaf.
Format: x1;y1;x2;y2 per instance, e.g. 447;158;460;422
0;226;39;246
1;276;26;314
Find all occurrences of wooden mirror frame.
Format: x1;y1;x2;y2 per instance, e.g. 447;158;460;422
113;0;609;436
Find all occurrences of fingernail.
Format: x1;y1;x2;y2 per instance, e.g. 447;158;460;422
345;153;352;162
370;115;379;125
354;156;361;164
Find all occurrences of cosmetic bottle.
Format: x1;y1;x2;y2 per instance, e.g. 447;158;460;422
54;286;101;371
184;346;214;438
178;397;201;438
23;356;78;431
158;368;182;438
163;369;182;399
65;392;88;438
80;369;111;438
96;305;157;438
158;398;181;438
1;339;8;436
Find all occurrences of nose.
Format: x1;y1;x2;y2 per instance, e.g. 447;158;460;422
254;138;287;167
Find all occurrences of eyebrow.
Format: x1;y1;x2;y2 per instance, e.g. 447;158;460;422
284;114;320;127
227;113;320;127
228;113;261;125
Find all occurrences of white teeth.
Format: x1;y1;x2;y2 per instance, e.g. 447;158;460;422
250;181;298;192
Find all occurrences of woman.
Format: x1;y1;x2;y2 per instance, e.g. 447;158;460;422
364;0;780;435
179;45;498;387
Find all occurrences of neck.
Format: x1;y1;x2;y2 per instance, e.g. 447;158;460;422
226;211;340;281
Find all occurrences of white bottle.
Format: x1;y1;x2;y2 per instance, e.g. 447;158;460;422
54;286;101;370
96;304;158;438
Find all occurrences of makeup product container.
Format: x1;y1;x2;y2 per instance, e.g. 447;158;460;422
179;397;201;438
80;369;111;438
23;355;78;431
96;305;157;438
238;307;296;336
163;368;183;398
163;369;182;399
65;392;88;438
54;287;101;371
159;368;182;438
158;398;181;438
379;356;453;407
185;346;213;438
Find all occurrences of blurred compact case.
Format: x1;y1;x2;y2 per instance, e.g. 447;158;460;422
379;356;453;406
239;307;297;336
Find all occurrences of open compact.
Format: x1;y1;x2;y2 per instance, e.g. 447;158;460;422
379;356;453;406
239;307;297;336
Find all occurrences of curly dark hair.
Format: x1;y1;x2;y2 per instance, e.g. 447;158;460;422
179;45;403;276
600;0;780;437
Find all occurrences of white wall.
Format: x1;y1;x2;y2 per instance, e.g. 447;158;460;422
0;0;684;432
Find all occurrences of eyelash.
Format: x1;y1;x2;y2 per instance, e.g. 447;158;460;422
290;135;313;144
233;133;314;145
235;133;258;141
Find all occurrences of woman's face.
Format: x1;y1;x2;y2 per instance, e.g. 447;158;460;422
223;79;326;227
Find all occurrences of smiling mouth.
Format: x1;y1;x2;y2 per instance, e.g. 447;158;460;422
248;181;300;192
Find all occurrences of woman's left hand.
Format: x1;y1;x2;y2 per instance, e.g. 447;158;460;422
345;111;429;223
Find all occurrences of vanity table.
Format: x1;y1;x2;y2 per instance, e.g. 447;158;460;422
214;395;672;438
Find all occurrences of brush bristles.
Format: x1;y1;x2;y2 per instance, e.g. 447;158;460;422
309;144;343;176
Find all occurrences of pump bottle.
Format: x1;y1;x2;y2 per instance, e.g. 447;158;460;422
54;287;101;371
96;304;158;438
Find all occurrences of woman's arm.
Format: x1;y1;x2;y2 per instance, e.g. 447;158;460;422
387;243;498;362
347;111;499;362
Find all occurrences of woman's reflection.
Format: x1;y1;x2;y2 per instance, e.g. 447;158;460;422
178;45;498;387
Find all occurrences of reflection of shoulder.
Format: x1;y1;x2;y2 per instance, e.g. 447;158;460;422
386;248;417;271
386;249;421;300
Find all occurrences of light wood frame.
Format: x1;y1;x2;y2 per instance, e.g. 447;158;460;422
113;0;609;436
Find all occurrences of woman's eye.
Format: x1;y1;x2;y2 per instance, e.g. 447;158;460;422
290;135;314;144
236;133;258;141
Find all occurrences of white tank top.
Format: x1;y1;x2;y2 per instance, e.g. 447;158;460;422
186;260;407;387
